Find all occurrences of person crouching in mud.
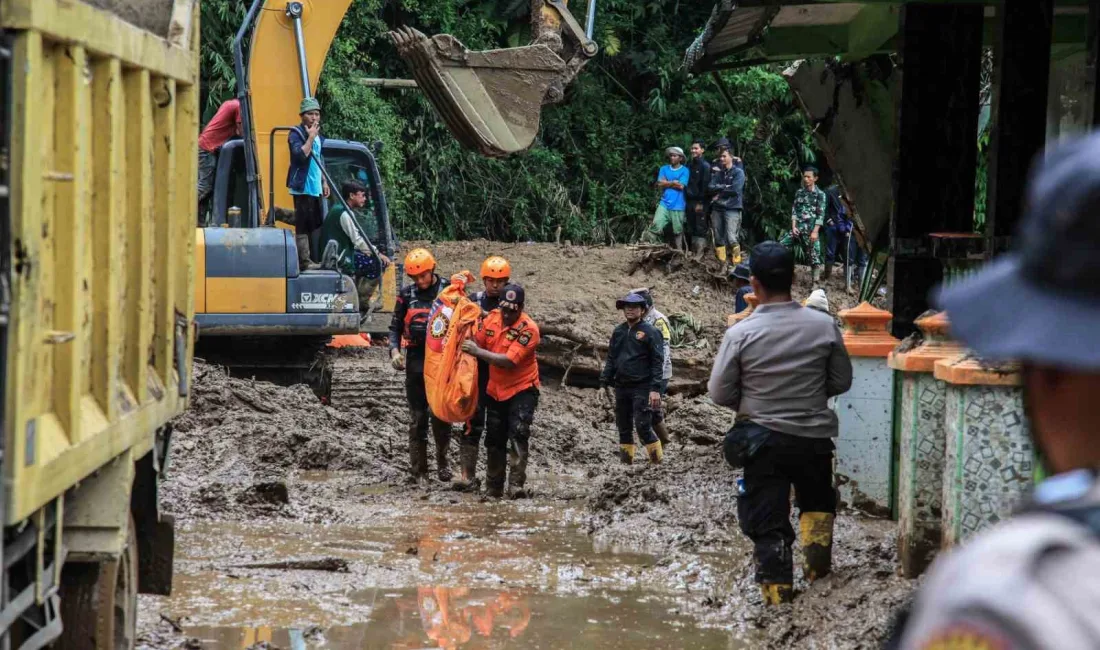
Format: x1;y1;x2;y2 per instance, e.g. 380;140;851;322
600;293;665;465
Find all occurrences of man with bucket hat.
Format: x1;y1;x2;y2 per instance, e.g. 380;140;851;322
650;146;690;250
287;96;330;270
600;293;665;465
892;134;1100;649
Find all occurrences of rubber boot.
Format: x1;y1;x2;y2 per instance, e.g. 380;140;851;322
811;265;822;284
406;411;429;483
507;437;530;498
296;233;319;271
691;237;707;258
729;244;742;265
619;444;635;465
644;440;664;464
760;583;794;605
431;417;452;482
653;420;671;447
822;263;833;280
484;444;507;498
800;512;834;582
714;246;727;264
451;443;480;492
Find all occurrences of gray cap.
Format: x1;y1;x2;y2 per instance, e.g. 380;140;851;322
666;146;685;159
936;132;1100;370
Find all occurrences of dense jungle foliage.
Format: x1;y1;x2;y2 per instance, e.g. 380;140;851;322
200;0;817;245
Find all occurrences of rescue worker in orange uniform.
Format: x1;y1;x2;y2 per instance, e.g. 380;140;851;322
462;284;540;499
453;256;511;492
390;248;452;483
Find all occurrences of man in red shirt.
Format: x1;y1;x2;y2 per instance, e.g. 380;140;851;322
197;98;242;217
462;284;540;499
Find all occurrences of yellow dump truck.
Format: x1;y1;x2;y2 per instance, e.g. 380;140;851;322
0;0;198;647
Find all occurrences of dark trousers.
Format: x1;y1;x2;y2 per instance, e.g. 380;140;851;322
197;148;218;223
615;385;658;446
485;388;539;490
737;431;836;584
463;362;492;449
685;201;708;240
405;370;451;475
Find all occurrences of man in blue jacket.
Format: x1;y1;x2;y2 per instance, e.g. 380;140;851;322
287;97;330;271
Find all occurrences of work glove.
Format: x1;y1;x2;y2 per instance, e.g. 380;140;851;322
390;349;405;371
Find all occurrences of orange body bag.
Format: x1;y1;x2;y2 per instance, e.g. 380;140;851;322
423;272;481;423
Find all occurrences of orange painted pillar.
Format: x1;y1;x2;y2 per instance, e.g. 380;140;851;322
935;355;1030;546
835;303;898;515
888;311;964;577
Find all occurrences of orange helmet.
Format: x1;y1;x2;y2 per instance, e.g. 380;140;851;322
404;248;436;277
480;256;512;280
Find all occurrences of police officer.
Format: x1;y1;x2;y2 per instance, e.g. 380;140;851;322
600;293;665;465
633;288;673;447
390;248;452;483
892;134;1100;649
462;284;540;499
453;255;512;492
709;242;852;605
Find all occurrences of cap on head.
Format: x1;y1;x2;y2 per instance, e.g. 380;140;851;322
730;263;752;281
499;284;525;311
616;293;648;310
804;289;829;313
403;248;436;277
714;137;732;150
936;131;1100;369
480;256;512;280
299;97;321;115
666;146;685;159
749;241;795;292
631;288;654;308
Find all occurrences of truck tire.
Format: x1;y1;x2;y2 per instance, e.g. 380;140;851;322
58;515;139;649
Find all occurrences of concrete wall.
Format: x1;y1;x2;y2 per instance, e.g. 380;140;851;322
834;358;893;516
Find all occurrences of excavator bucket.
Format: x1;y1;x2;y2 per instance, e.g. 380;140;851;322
389;27;569;158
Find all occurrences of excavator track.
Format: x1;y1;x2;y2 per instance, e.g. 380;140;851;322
328;348;406;410
195;336;333;399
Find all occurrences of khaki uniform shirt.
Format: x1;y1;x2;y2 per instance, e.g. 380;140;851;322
898;471;1100;650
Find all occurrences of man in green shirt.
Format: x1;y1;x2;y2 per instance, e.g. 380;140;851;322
321;181;391;327
779;165;828;282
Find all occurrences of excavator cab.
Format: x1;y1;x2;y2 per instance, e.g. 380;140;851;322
389;0;599;158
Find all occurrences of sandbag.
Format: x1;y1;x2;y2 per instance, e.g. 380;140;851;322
424;272;481;423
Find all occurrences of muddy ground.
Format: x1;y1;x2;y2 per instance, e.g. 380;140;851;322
140;244;909;649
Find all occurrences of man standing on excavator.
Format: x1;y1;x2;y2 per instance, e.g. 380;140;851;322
462;284;541;499
287;97;330;271
453;256;512;491
390;248;453;483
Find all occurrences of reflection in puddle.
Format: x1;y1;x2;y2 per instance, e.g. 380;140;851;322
187;586;733;649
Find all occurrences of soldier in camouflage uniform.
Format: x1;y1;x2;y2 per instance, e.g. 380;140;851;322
779;165;827;282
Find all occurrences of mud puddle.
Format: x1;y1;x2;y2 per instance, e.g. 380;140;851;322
143;473;749;649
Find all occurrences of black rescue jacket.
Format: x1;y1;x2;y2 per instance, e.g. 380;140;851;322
600;321;664;392
389;274;448;373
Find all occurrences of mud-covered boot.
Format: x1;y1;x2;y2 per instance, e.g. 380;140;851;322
431;417;453;482
406;411;429;483
619;444;635;465
653;420;671;447
644;440;664;464
714;246;727;265
800;512;835;582
691;237;707;259
451;443;480;492
822;263;833;281
729;244;742;265
484;445;507;498
507;437;530;498
760;583;794;605
811;265;822;284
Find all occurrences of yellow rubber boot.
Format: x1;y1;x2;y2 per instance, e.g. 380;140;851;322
619;444;635;465
714;246;727;263
730;244;742;264
760;583;794;605
644;440;664;464
800;512;835;582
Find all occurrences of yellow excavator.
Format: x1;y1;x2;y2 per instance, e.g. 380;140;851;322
196;0;597;393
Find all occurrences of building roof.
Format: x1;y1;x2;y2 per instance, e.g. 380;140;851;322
684;1;1090;72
